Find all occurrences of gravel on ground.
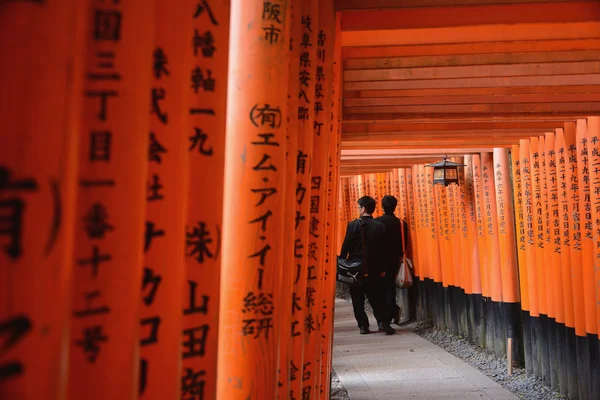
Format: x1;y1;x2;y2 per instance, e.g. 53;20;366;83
402;319;567;400
330;369;350;400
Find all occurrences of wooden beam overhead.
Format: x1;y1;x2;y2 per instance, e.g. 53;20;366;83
342;39;600;59
343;131;546;142
345;74;600;91
342;112;590;122
336;0;576;11
342;148;494;155
344;61;600;82
344;93;600;107
344;85;600;98
343;50;600;70
341;121;563;133
343;103;600;116
341;22;600;47
341;2;600;31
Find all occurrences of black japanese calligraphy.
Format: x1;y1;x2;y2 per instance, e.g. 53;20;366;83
140;316;161;346
183;280;209;315
151;88;168;124
186;222;218;264
182;325;210;359
73;291;110;318
85;90;118;122
89;131;112;162
181;368;206;399
149;132;167;163
190;67;216;93
194;0;219;25
142;267;162;306
77;246;112;278
189;127;214;156
153;48;170;79
147;174;165;201
74;325;109;363
193;30;216;57
0;315;32;381
144;221;165;253
93;10;121;41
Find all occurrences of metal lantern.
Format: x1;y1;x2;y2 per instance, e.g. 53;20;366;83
425;156;465;186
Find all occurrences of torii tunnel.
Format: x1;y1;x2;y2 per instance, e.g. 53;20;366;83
1;0;600;399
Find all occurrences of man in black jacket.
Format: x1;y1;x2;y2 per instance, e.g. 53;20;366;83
376;195;409;326
340;196;395;335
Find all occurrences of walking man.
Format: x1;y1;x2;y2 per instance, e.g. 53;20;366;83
376;195;408;326
340;196;395;335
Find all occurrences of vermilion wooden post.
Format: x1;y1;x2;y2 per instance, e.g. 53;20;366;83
437;186;453;289
182;1;230;399
292;0;318;396
278;0;301;397
414;166;428;282
481;153;503;304
0;2;85;399
426;168;442;287
406;169;418;278
564;121;593;399
544;131;566;335
472;155;489;301
520;138;543;377
494;148;522;365
555;127;580;397
587;117;600;336
464;156;482;298
510;146;530;315
307;1;335;396
563;124;587;339
511;144;533;374
399;169;408;220
320;11;342;397
576;120;598;338
481;152;503;356
139;1;194;398
216;1;291;398
391;169;400;202
69;2;155;398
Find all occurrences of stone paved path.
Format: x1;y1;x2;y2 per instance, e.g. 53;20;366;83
332;298;519;400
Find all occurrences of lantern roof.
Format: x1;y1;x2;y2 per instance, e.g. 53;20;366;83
425;156;466;168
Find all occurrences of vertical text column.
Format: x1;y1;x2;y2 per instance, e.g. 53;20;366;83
69;1;155;398
217;1;291;398
0;2;85;398
140;1;194;398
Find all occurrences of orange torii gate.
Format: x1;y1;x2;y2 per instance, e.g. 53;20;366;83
3;1;600;400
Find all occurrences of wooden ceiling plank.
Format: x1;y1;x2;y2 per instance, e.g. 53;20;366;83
344;61;600;82
341;39;600;58
336;0;577;11
343;85;600;98
342;112;590;121
341;148;499;155
341;2;600;31
344;74;600;91
341;22;600;47
343;93;600;107
341;121;565;133
343;50;600;70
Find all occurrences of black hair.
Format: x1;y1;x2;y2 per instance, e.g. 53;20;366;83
357;196;376;214
382;195;398;214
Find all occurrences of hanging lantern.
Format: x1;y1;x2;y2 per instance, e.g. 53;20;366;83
425;156;465;186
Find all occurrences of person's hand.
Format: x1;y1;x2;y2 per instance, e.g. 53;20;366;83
379;271;386;277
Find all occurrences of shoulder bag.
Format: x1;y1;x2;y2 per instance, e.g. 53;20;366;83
395;219;413;288
336;219;368;287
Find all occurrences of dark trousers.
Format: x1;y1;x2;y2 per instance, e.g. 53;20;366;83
383;277;400;324
349;278;388;328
